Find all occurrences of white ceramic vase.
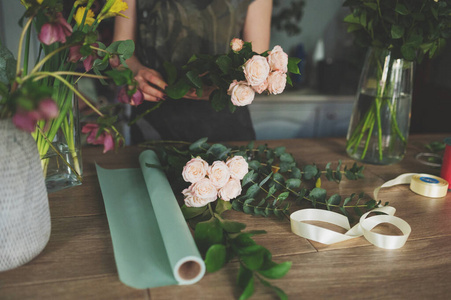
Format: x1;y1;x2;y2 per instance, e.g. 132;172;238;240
0;119;51;272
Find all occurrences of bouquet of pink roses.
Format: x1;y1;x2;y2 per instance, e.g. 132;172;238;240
165;38;301;112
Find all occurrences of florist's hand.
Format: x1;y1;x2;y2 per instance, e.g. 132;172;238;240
134;67;167;102
183;85;218;101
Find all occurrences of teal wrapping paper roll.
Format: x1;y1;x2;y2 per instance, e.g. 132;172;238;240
96;150;205;289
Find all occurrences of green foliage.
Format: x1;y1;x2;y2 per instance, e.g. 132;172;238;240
148;137;379;299
343;0;451;61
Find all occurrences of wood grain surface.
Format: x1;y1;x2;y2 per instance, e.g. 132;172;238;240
1;134;450;299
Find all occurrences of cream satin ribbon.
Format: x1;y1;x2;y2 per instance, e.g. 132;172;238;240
290;206;411;249
290;173;448;249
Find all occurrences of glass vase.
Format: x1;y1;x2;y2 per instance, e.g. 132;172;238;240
346;47;414;165
34;88;82;193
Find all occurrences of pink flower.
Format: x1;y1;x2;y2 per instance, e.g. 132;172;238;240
109;54;120;68
38;98;59;119
227;80;255;106
12;110;40;132
218;178;242;201
81;123;114;153
230;38;244;52
267;71;287;95
118;86;144;106
38;12;72;45
243;55;270;87
68;43;99;72
182;157;209;184
207;161;231;188
267;45;288;73
12;98;59;132
190;178;218;204
226;156;249;180
252;80;268;94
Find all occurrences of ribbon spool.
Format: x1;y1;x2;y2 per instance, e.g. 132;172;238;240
374;173;448;199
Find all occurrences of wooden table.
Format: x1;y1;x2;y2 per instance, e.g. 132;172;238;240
1;134;451;299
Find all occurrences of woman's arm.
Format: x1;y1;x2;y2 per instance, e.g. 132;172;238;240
242;0;273;54
113;0;166;102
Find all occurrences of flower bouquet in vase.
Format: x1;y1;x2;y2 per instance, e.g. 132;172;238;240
343;0;451;165
1;0;141;192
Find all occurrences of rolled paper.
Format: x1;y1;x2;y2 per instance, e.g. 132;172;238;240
290;206;411;249
96;150;205;289
440;137;451;190
373;173;448;199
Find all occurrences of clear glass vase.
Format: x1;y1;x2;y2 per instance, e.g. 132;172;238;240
35;88;83;193
346;47;414;165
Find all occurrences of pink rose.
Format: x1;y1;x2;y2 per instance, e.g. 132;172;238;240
182;157;209;184
252;80;268;94
182;186;211;208
243;55;270;87
190;178;218;203
228;80;255;106
81;123;114;153
267;45;288;73
267;71;287;95
207;161;231;188
230;38;244;52
226;156;249;180
218;178;242;201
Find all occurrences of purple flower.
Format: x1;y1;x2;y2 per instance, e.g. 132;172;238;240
81;123;114;153
38;12;72;45
118;86;144;106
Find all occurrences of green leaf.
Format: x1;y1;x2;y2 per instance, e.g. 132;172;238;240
204;244;226;272
210;90;228;112
303;164;318;180
344;13;360;24
186;70;203;89
181;205;207;220
216;55;232;74
215;199;232;216
258;261;292;279
238;264;253;290
309;188;327;203
117;39;135;59
259;172;273;187
391;25;405;39
238;267;254;300
248;160;261;171
285;178;301;189
274;146;286;156
219;219;246;233
246;183;260;198
206;143;230;160
327;194;342;206
290;167;302;179
0;44;17;84
394;3;409;15
189;137;209;151
165;78;192;99
280;152;294;163
242;170;256;187
277;191;290;202
287;57;301;74
163;61;178;85
194;218;223;254
240;246;265;270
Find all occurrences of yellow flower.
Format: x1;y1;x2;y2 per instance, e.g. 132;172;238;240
98;0;129;21
74;6;95;26
37;0;43;3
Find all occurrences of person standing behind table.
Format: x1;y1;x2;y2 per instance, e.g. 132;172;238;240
113;0;272;143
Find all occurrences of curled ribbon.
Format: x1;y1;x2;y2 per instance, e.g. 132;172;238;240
290;206;411;249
